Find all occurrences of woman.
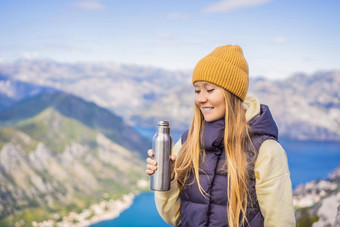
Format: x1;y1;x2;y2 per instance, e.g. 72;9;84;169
146;45;295;227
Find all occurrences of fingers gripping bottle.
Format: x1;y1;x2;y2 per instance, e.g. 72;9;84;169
151;121;172;191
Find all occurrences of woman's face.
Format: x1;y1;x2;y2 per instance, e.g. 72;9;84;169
194;81;226;122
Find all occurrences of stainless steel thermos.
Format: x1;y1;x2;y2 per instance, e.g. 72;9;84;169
150;120;172;191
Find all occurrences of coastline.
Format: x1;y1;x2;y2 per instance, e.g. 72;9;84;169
32;193;137;227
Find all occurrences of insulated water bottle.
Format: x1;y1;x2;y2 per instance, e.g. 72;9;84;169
150;120;172;191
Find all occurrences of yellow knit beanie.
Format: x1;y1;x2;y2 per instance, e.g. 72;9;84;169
192;45;249;101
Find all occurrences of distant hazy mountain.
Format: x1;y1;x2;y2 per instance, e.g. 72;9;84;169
249;72;340;141
0;74;56;110
0;59;190;118
0;60;339;141
0;91;149;226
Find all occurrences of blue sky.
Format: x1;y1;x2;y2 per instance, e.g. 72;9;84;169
1;0;339;79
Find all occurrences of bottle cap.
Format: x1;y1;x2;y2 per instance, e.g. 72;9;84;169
158;121;169;126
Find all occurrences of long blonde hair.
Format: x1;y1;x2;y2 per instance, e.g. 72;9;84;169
175;89;254;227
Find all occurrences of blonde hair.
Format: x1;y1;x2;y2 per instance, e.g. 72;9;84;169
175;89;254;227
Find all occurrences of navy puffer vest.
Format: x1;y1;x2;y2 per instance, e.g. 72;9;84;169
179;105;278;227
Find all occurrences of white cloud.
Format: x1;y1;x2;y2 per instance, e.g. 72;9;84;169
21;52;40;59
203;0;272;13
73;0;105;10
272;37;288;44
166;13;190;20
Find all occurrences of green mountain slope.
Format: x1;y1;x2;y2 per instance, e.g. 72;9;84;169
0;97;150;226
0;91;151;158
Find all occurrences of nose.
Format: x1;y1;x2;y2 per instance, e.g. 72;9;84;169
196;92;207;103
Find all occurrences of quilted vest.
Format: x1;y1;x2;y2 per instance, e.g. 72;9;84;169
179;104;278;227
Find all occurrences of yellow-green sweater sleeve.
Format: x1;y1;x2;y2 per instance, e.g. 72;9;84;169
255;139;296;227
154;139;182;226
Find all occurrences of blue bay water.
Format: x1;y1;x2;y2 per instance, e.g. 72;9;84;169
90;192;171;227
281;139;340;188
92;127;340;227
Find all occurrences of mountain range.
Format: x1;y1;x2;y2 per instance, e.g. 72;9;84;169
0;88;150;226
1;60;339;141
0;90;150;156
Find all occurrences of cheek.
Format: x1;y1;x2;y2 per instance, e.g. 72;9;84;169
215;95;226;114
220;103;226;115
194;97;200;107
220;98;226;110
217;102;226;114
194;97;201;110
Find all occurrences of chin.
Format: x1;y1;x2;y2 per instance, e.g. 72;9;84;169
204;117;217;122
204;115;225;122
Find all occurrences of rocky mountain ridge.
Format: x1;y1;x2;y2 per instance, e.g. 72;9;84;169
0;60;190;117
0;91;150;157
0;60;339;141
294;167;340;227
250;71;340;141
0;93;150;226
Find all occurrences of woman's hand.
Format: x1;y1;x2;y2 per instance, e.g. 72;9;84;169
145;149;177;181
146;149;157;175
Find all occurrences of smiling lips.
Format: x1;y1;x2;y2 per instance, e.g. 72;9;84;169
202;107;214;112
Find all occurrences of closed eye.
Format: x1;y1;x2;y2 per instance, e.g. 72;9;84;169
207;89;215;93
194;90;200;94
